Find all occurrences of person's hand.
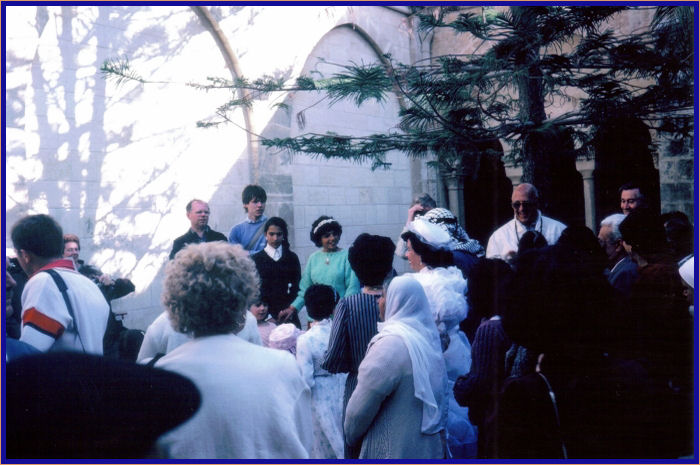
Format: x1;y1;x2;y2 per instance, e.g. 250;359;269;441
98;274;114;286
277;306;295;322
407;204;426;223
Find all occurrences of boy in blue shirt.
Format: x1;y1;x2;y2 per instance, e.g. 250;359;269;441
228;184;268;254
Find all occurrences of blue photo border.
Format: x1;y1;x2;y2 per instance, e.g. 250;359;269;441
1;1;698;463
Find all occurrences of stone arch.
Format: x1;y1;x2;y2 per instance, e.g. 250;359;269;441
592;117;659;222
192;6;259;182
332;21;429;197
280;20;411;262
334;22;408;110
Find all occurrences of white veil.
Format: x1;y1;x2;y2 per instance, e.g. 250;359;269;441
370;275;447;434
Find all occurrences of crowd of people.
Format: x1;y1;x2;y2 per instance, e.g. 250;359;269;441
5;181;695;459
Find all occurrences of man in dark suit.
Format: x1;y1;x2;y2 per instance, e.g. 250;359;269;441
598;213;638;298
169;199;227;259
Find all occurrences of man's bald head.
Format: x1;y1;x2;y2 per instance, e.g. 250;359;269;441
511;183;539;225
513;183;538;201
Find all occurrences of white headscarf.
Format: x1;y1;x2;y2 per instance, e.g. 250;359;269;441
422;208;485;256
370;275;447;434
679;256;694;289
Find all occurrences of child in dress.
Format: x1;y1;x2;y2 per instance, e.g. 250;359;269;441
250;299;276;347
296;285;347;459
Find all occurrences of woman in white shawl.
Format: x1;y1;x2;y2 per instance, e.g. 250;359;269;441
344;275;448;459
400;218;478;458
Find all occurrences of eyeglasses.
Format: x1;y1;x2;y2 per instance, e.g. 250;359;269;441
512;201;535;210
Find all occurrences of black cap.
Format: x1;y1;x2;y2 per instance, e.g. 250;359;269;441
5;352;201;459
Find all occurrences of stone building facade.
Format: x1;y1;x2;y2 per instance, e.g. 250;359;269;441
429;6;695;239
5;5;439;328
5;5;694;329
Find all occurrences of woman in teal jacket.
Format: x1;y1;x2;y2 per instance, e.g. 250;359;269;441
278;216;360;323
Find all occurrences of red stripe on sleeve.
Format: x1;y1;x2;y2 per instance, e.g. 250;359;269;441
22;308;65;338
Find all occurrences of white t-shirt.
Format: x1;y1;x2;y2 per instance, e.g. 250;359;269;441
20;259;109;354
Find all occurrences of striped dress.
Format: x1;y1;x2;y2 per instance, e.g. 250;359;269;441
321;292;380;458
321;292;380;409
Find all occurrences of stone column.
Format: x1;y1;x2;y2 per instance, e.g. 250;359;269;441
504;164;522;188
577;159;596;230
444;173;465;225
410;158;423;199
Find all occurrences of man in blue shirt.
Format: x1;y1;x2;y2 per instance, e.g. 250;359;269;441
228;185;268;254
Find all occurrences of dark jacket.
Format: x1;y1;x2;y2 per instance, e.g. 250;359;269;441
251;248;301;322
169;227;227;260
498;354;669;459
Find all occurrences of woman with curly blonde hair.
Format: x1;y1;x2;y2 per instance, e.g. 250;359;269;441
154;242;313;459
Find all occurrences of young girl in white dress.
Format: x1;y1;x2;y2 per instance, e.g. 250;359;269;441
296;284;347;459
250;299;276;347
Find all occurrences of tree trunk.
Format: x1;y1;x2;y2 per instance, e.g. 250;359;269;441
510;6;583;223
511;7;552;204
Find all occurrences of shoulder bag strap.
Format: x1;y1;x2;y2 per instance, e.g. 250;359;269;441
44;269;86;353
244;222;266;251
146;352;166;368
537;370;568;459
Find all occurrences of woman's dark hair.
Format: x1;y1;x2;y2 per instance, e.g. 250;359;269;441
310;216;342;247
660;211;693;260
619;209;667;256
348;233;396;286
556;226;608;275
263;217;290;249
400;231;453;268
502;245;616;354
461;258;513;343
518;230;547;254
468;258;513;320
304;284;338;321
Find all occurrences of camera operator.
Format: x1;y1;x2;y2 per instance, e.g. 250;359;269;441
63;234;135;301
63;234;137;359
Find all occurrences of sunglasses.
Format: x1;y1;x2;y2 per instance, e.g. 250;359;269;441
512;201;535;210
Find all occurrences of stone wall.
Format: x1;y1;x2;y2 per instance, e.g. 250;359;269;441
658;133;696;221
5;5;434;329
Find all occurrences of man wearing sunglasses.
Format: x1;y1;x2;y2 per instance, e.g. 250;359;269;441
485;183;566;261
